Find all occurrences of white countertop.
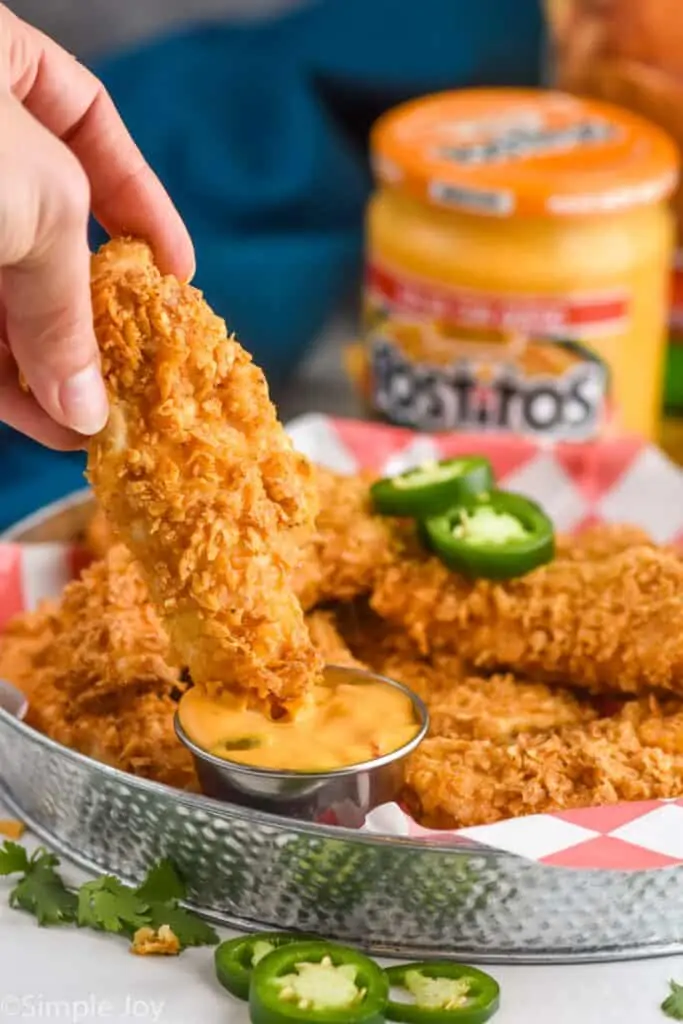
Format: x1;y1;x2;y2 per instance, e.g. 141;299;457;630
0;826;681;1024
2;899;682;1023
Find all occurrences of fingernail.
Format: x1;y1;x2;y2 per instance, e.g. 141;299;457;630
59;362;109;435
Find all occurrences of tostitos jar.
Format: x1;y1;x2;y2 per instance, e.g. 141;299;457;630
359;88;679;441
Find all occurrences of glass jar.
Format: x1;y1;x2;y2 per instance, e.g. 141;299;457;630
359;88;679;441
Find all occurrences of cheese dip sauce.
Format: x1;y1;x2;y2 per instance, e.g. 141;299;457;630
177;675;420;772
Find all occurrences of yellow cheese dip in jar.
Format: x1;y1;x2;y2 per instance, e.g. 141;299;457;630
361;88;679;441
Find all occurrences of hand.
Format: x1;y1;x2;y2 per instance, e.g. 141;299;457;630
0;5;195;449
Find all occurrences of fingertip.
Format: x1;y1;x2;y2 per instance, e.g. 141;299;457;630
156;223;196;284
0;385;88;451
58;360;109;436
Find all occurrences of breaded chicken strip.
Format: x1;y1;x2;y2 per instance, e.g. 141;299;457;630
87;239;321;715
0;602;59;702
332;602;426;671
84;466;403;614
83;506;116;559
425;670;596;742
2;545;195;791
556;522;654;561
293;468;405;611
41;545;181;715
328;603;594;738
372;546;683;696
304;610;366;669
405;714;683;829
617;695;683;755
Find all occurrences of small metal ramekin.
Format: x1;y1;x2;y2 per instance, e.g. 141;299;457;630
174;665;428;827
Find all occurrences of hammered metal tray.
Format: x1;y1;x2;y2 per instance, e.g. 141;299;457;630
2;491;683;964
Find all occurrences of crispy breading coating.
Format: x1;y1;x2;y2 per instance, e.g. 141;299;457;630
425;670;596;742
372;546;683;696
83;506;116;559
87;239;322;715
0;601;59;701
617;695;683;755
332;602;432;672
131;925;180;956
293;468;406;611
3;545;196;791
304;610;366;669
328;603;593;738
555;522;654;561
0;821;25;840
46;545;180;710
405;714;683;829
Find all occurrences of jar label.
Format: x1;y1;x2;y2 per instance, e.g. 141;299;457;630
363;263;627;440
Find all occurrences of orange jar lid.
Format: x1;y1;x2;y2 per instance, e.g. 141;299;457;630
371;88;679;217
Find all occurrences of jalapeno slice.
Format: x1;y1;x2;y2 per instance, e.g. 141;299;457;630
370;457;494;517
215;933;308;1000
249;939;388;1023
385;962;500;1023
423;490;554;580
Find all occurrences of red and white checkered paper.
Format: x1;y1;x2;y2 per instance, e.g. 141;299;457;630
2;413;683;871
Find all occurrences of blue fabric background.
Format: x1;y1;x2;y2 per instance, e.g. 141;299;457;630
0;0;543;531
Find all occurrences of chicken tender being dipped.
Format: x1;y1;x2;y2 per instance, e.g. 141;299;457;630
87;239;322;716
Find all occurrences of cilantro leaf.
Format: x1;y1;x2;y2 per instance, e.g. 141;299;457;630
0;840;29;876
9;862;77;925
77;877;149;934
663;981;683;1020
29;848;60;871
135;859;186;904
146;902;219;948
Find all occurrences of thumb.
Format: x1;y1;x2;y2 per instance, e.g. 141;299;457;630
0;93;108;436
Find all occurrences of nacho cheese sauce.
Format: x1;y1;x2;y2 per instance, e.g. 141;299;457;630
178;677;419;772
362;89;678;441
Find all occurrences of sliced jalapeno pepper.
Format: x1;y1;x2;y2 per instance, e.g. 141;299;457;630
370;457;494;517
423;490;554;580
215;933;308;1000
385;962;500;1023
249;939;388;1023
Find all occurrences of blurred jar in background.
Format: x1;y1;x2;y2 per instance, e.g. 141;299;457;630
545;0;683;455
356;89;678;442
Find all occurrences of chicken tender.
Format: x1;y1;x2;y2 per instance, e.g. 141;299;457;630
0;602;59;701
405;715;683;829
556;522;654;561
616;695;683;756
304;610;366;669
326;603;593;738
293;468;405;611
425;670;596;742
331;602;433;673
372;546;683;696
3;545;195;790
88;239;321;715
83;506;116;559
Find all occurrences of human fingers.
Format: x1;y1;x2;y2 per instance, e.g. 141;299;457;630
0;91;107;438
0;342;85;450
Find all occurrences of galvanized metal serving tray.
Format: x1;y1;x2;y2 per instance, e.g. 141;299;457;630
2;491;683;964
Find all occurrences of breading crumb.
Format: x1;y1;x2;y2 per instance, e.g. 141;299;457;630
0;820;25;840
131;924;181;956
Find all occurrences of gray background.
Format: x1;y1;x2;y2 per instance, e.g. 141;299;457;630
6;0;313;56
